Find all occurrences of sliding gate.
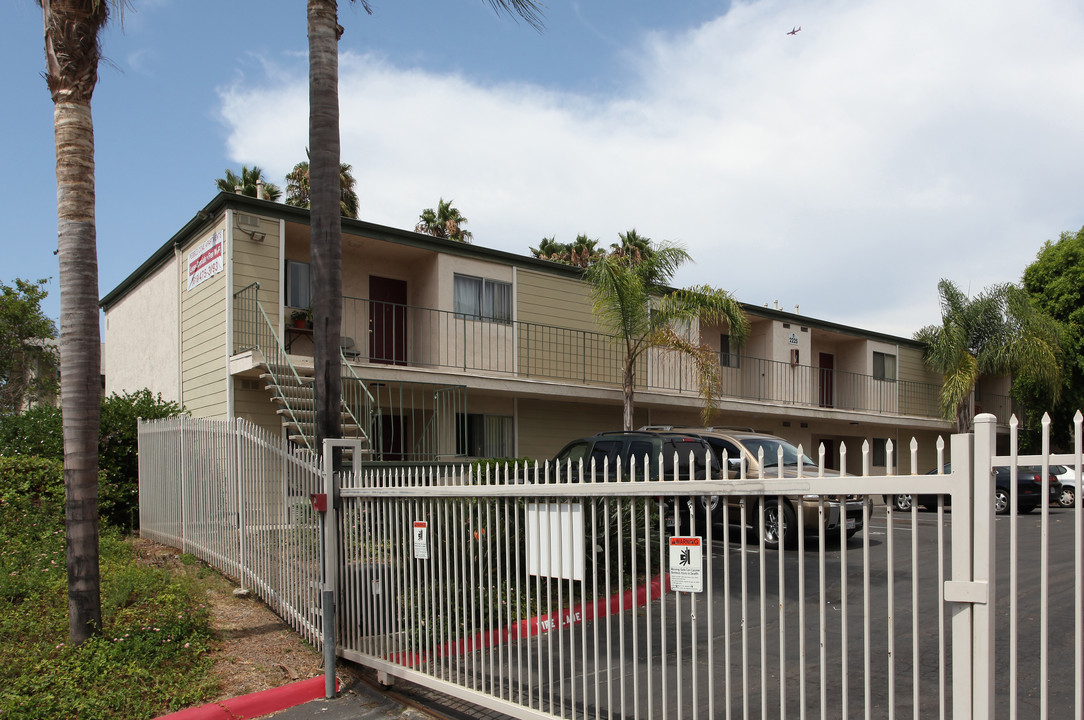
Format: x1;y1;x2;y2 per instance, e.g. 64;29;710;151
324;413;1084;719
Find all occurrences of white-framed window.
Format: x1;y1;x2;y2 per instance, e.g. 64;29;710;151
873;351;897;382
454;274;511;323
286;260;310;308
456;413;514;457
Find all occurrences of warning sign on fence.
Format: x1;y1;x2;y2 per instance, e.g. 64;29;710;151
413;521;429;560
668;536;703;592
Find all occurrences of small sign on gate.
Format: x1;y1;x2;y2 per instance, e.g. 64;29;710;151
669;536;703;592
413;521;429;560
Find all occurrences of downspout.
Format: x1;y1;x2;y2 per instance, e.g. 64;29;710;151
225;209;235;421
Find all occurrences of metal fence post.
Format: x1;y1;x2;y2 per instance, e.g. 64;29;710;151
949;430;975;720
321;440;339;699
971;413;997;718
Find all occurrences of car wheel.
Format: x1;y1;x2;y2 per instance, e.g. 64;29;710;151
1019;504;1036;514
762;499;797;550
1059;486;1075;508
891;494;914;512
994;488;1010;515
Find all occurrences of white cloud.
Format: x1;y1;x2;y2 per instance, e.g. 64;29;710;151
218;0;1084;338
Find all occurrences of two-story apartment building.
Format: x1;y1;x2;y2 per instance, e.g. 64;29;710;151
102;192;1006;471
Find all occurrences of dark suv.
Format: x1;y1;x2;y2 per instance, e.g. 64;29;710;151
550;430;717;481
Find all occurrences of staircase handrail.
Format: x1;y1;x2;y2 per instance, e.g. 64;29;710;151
340;349;375;455
233;283;315;453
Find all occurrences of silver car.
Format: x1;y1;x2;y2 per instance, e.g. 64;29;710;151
1053;464;1078;507
642;426;866;549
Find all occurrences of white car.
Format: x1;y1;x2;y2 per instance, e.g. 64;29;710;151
1053;465;1078;507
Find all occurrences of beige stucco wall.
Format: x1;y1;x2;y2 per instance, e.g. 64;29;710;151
104;253;181;402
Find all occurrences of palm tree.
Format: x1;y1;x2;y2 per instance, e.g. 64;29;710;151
569;234;603;268
610;229;654;266
584;237;749;430
307;0;541;463
531;236;568;261
284;150;360;219
915;279;1065;431
531;235;603;267
215;165;282;201
40;0;110;646
416;198;473;242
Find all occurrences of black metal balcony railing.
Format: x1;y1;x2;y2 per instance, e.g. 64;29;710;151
235;293;954;421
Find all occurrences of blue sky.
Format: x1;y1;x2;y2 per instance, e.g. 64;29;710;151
5;0;1084;337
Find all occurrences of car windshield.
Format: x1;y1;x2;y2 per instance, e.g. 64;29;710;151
741;438;817;468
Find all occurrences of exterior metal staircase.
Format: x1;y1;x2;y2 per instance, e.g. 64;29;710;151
259;361;373;454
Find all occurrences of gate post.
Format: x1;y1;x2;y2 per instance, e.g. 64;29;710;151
971;414;997;717
320;440;340;700
949;430;974;720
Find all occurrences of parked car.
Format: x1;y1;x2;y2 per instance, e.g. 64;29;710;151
886;463;1061;514
1053;465;1078;507
550;430;717;481
641;426;866;549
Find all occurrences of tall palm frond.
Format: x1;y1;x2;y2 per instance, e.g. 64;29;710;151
584;237;747;430
916;278;1065;430
216;165;282;201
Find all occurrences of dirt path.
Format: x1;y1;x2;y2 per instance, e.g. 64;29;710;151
133;539;324;701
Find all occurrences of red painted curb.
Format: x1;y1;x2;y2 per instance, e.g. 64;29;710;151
391;573;671;666
156;676;338;720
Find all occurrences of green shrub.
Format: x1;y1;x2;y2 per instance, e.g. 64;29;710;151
0;405;62;460
0;455;64;515
0;389;184;531
0;516;217;719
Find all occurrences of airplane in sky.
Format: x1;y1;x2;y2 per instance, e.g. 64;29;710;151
787;26;801;35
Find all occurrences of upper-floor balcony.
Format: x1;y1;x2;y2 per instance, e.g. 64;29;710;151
233;289;1001;423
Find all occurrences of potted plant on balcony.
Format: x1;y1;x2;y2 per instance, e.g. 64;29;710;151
290;306;312;329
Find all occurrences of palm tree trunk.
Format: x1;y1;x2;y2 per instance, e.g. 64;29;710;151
622;361;636;431
308;0;343;456
43;0;106;647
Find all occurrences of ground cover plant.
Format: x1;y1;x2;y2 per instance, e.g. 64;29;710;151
0;457;217;719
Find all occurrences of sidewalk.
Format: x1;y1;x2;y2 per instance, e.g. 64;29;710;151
261;673;434;720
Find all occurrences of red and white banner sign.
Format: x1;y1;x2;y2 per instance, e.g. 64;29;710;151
187;229;224;290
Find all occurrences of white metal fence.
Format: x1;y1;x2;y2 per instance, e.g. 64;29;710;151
139;412;1084;719
138;416;325;647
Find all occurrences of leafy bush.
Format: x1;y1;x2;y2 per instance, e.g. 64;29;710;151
0;404;62;459
98;390;185;530
0;456;64;515
0;504;217;719
0;389;184;530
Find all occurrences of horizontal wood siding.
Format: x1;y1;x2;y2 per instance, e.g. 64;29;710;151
898;345;940;385
516;269;595;330
516;269;624;384
233;381;283;437
898;345;942;418
180;225;228;418
233;214;281;310
516;398;622;461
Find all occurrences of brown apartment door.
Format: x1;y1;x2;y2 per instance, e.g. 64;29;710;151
370;276;407;365
819;353;835;408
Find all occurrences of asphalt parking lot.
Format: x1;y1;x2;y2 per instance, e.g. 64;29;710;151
394;502;1083;719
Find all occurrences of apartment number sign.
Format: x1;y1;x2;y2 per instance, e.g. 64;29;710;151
187;229;225;290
